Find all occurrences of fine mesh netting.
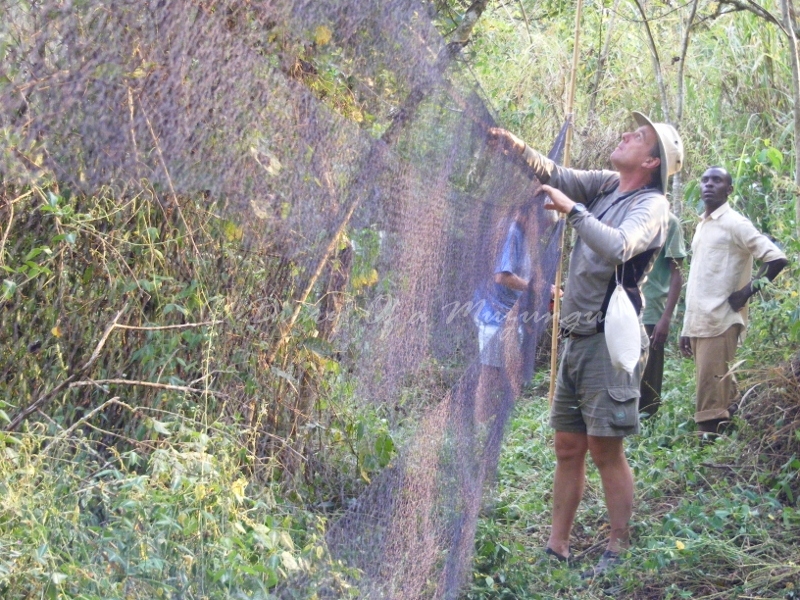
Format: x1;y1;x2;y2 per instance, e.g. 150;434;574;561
1;1;565;597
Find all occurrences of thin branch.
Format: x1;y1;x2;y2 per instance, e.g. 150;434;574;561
672;0;700;214
516;0;532;44
719;0;786;33
114;320;222;331
587;0;621;122
781;0;800;233
0;190;32;267
265;199;360;366
6;305;128;431
632;0;671;120
68;378;226;396
676;0;699;124
40;397;133;455
140;102;200;257
81;305;128;371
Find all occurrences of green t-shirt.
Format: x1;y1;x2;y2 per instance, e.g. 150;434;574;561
642;213;686;325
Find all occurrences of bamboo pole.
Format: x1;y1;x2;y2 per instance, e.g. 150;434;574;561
548;0;583;405
264;198;360;368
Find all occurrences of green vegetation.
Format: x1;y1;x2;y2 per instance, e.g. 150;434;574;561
0;184;396;598
467;144;800;599
470;354;800;599
2;0;800;598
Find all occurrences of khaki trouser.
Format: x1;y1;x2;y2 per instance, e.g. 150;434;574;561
689;324;742;423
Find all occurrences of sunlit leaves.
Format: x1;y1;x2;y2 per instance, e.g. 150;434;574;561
314;25;333;46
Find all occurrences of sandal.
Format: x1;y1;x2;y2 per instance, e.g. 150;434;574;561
580;549;621;580
544;546;571;566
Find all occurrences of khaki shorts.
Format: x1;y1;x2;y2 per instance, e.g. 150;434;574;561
550;328;649;437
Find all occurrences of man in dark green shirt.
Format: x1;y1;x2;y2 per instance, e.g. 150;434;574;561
640;212;686;417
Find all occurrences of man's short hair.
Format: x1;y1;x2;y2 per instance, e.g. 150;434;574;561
707;165;733;186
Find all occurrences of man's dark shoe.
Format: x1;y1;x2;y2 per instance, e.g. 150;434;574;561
580;550;621;580
697;418;723;434
542;546;572;566
727;402;739;419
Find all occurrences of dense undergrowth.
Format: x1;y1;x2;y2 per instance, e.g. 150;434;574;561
2;148;800;599
470;326;800;598
2;187;798;600
0;184;410;598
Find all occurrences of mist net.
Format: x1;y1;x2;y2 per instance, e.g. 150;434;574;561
0;0;565;597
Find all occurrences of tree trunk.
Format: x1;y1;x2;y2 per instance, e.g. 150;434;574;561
673;0;700;215
587;0;621;124
382;0;489;145
633;0;671;121
782;0;800;235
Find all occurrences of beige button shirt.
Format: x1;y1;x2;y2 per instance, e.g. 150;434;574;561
681;203;786;339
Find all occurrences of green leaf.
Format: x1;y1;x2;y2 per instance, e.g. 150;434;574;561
150;419;171;436
25;247;50;261
49;572;68;585
2;279;16;298
301;336;335;357
271;366;298;388
163;303;189;317
279;530;294;551
280;551;299;571
374;433;395;467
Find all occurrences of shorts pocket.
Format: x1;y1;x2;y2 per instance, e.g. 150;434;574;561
608;387;639;428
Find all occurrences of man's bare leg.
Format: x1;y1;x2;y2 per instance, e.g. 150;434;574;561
546;430;589;558
587;435;633;553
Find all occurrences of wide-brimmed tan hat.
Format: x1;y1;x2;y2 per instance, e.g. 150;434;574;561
632;111;684;194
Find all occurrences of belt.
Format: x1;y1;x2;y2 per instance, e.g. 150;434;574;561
562;329;598;339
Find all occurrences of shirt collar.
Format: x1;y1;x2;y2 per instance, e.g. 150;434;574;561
702;202;730;221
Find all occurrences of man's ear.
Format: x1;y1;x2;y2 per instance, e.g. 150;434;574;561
644;156;661;170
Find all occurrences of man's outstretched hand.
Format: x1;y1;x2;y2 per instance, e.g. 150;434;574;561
541;185;576;215
487;127;525;155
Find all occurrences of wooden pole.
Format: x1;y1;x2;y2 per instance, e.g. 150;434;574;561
548;0;583;405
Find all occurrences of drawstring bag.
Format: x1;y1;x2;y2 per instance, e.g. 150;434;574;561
604;268;641;373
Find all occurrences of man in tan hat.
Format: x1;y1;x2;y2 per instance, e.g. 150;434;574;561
488;112;683;578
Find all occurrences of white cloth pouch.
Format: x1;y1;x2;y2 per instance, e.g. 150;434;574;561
604;284;641;374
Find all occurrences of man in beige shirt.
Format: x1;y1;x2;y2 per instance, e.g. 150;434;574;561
680;166;787;435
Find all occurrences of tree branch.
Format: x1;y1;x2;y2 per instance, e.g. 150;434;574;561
632;0;671;120
68;379;226;396
587;0;622;123
516;0;532;45
7;305;128;431
114;320;222;331
718;0;786;33
672;0;700;214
